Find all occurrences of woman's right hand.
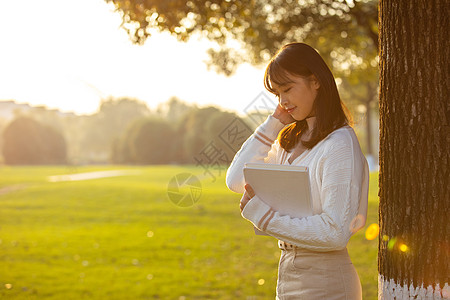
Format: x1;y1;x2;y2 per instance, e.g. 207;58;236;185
272;103;296;125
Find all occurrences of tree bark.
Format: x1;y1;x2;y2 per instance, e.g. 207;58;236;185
378;0;449;299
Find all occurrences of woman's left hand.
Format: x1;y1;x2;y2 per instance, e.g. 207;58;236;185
240;184;255;212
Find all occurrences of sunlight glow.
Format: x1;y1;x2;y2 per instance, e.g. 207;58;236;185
0;0;265;116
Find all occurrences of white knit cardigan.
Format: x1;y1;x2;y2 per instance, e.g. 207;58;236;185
226;115;369;251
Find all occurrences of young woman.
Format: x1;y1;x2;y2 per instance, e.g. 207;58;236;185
226;43;369;299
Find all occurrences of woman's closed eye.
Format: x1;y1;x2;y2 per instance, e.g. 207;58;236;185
274;87;291;98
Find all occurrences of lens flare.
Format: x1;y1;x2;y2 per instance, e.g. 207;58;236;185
387;237;397;251
399;243;409;252
365;223;379;240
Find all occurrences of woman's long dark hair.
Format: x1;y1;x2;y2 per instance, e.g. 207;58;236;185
264;43;352;152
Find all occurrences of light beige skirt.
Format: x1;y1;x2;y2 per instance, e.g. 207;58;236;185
276;244;362;300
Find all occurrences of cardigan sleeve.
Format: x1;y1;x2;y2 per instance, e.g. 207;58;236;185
225;115;286;194
241;137;369;251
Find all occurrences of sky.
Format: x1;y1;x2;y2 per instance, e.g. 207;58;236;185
0;0;272;116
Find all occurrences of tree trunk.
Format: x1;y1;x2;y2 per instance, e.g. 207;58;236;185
378;1;449;299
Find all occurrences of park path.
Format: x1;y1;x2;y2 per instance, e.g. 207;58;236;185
47;169;141;182
0;170;141;197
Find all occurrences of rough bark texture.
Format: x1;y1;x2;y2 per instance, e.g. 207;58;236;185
378;0;449;298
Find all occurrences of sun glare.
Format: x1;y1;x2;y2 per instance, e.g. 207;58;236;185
0;0;265;116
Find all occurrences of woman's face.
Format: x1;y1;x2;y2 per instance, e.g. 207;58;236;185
271;71;320;121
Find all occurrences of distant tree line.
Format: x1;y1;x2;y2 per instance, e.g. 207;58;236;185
1;98;252;165
111;102;250;165
1;96;374;166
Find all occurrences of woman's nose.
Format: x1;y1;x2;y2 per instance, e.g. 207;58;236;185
279;96;288;107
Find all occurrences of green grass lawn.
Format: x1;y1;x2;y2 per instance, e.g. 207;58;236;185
0;165;379;299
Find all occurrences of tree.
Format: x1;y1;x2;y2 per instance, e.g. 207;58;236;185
205;108;251;164
80;97;151;163
177;106;224;163
156;96;194;123
114;118;176;164
106;0;379;157
106;0;377;74
339;74;379;158
2;117;67;165
378;0;448;298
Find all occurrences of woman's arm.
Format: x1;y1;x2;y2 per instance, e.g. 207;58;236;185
225;115;285;194
241;138;369;251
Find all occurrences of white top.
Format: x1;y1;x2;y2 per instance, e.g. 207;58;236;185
226;115;369;251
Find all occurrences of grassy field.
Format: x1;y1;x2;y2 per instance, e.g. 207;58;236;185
0;165;379;299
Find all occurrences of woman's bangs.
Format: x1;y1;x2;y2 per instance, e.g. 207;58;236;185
265;61;294;94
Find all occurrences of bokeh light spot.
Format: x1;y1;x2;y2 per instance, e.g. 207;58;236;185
258;279;265;285
399;243;409;252
5;283;12;289
365;223;379;240
147;231;154;238
387;237;397;251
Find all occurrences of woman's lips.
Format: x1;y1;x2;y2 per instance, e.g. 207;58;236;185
286;107;296;114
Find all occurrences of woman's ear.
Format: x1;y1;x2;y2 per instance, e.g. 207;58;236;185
310;75;320;90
